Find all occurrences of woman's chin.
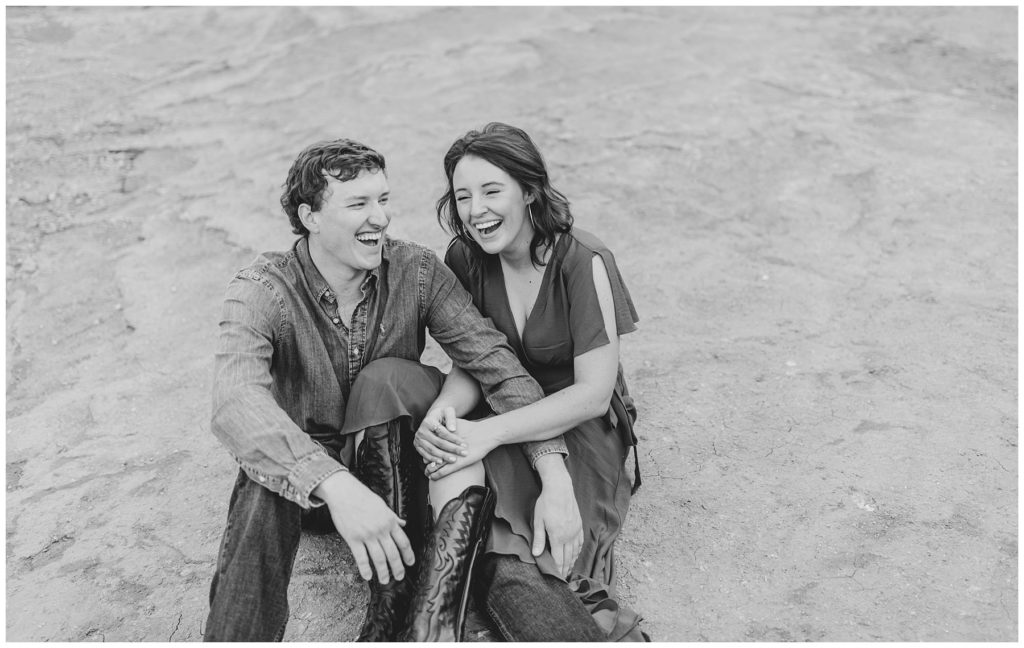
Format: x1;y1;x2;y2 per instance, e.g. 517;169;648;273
474;234;507;255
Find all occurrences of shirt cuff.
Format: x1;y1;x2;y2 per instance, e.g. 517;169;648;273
524;437;569;469
287;450;349;509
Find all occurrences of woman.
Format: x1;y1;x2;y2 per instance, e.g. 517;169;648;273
403;122;645;642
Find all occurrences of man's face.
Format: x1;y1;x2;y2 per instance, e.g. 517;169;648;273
309;169;391;273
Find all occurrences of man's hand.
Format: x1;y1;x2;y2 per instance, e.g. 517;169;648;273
413;406;467;466
424;418;498;480
312;471;415;583
531;455;583;579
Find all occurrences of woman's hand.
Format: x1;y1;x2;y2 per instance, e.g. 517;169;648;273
532;455;583;579
413;406;467;467
424;418;498;479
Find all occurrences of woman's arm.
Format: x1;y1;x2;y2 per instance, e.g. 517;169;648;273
429;365;482;417
427;255;621;477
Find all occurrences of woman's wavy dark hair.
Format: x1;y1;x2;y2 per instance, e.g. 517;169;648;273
280;139;386;236
437;123;572;266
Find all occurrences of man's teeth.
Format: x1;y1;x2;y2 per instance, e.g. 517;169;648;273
475;220;501;234
356;232;382;245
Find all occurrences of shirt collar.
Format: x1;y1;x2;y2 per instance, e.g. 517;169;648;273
295;237;383;304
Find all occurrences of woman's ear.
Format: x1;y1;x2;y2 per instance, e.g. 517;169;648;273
298;203;318;234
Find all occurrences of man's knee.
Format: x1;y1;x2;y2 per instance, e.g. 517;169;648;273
477;554;607;642
353;358;443;393
345;359;445;432
478;553;534;598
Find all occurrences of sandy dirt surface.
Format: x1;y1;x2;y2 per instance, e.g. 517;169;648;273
6;6;1017;642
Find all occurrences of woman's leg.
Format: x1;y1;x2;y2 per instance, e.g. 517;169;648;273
427;461;485;519
403;464;493;641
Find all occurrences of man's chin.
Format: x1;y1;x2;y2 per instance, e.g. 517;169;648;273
358;250;384;271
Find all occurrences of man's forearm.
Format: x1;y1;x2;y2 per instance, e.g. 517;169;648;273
212;383;346;508
312;469;362;506
213;280;349;509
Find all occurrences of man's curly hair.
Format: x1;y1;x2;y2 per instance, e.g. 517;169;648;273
280;139;386;236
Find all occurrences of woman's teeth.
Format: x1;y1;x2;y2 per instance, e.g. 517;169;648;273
355;231;382;246
475;220;501;235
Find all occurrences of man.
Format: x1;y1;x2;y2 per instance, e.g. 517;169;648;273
204;139;604;641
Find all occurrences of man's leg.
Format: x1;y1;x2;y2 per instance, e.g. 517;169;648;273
205;469;303;642
476;554;607;642
352;418;426;641
344;358;443;641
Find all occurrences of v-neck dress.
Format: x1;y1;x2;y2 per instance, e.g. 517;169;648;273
444;227;640;593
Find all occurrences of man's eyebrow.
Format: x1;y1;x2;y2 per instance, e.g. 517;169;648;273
341;191;389;202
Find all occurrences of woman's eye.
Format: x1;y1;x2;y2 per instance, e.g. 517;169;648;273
456;196;469;202
348;202;365;209
379;197;389;205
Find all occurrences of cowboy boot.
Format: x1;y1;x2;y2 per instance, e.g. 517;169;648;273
354;420;427;641
401;485;496;642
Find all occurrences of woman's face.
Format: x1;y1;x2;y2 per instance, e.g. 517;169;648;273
452;154;533;256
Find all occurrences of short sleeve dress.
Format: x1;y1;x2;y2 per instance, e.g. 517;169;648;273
445;227;641;597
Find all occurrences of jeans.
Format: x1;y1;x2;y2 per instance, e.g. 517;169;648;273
475;554;607;642
204;472;606;642
204;467;340;641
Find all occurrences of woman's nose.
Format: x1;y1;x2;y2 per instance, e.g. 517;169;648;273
469;195;486;217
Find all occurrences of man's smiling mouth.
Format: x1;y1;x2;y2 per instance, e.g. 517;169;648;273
355;230;383;246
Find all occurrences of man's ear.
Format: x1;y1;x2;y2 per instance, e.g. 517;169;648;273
298;203;318;234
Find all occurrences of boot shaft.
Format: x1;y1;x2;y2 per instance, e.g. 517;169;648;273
353;420;429;642
403;485;495;642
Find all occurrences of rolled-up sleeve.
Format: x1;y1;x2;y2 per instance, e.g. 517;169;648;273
420;252;568;464
211;274;346;508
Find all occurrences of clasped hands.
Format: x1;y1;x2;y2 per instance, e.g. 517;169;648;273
412;407;584;578
412;405;486;479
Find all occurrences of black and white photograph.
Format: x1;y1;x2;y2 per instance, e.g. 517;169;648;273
6;4;1017;642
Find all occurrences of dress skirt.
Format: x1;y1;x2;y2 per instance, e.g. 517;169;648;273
339;358;445;436
480;372;642;640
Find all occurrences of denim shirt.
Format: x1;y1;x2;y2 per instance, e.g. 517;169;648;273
211;236;567;509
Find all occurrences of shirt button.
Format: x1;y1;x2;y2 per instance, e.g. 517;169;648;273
332;318;340;325
258;476;266;483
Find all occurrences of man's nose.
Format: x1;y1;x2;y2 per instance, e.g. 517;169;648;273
369;201;390;226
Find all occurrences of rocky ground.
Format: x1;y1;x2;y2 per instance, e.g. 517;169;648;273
6;6;1017;641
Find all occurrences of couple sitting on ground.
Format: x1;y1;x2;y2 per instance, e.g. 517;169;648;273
204;122;647;642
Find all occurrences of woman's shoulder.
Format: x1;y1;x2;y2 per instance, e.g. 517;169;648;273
559;227;618;271
560;227;641;334
444;237;478;278
564;227;612;253
445;237;470;262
